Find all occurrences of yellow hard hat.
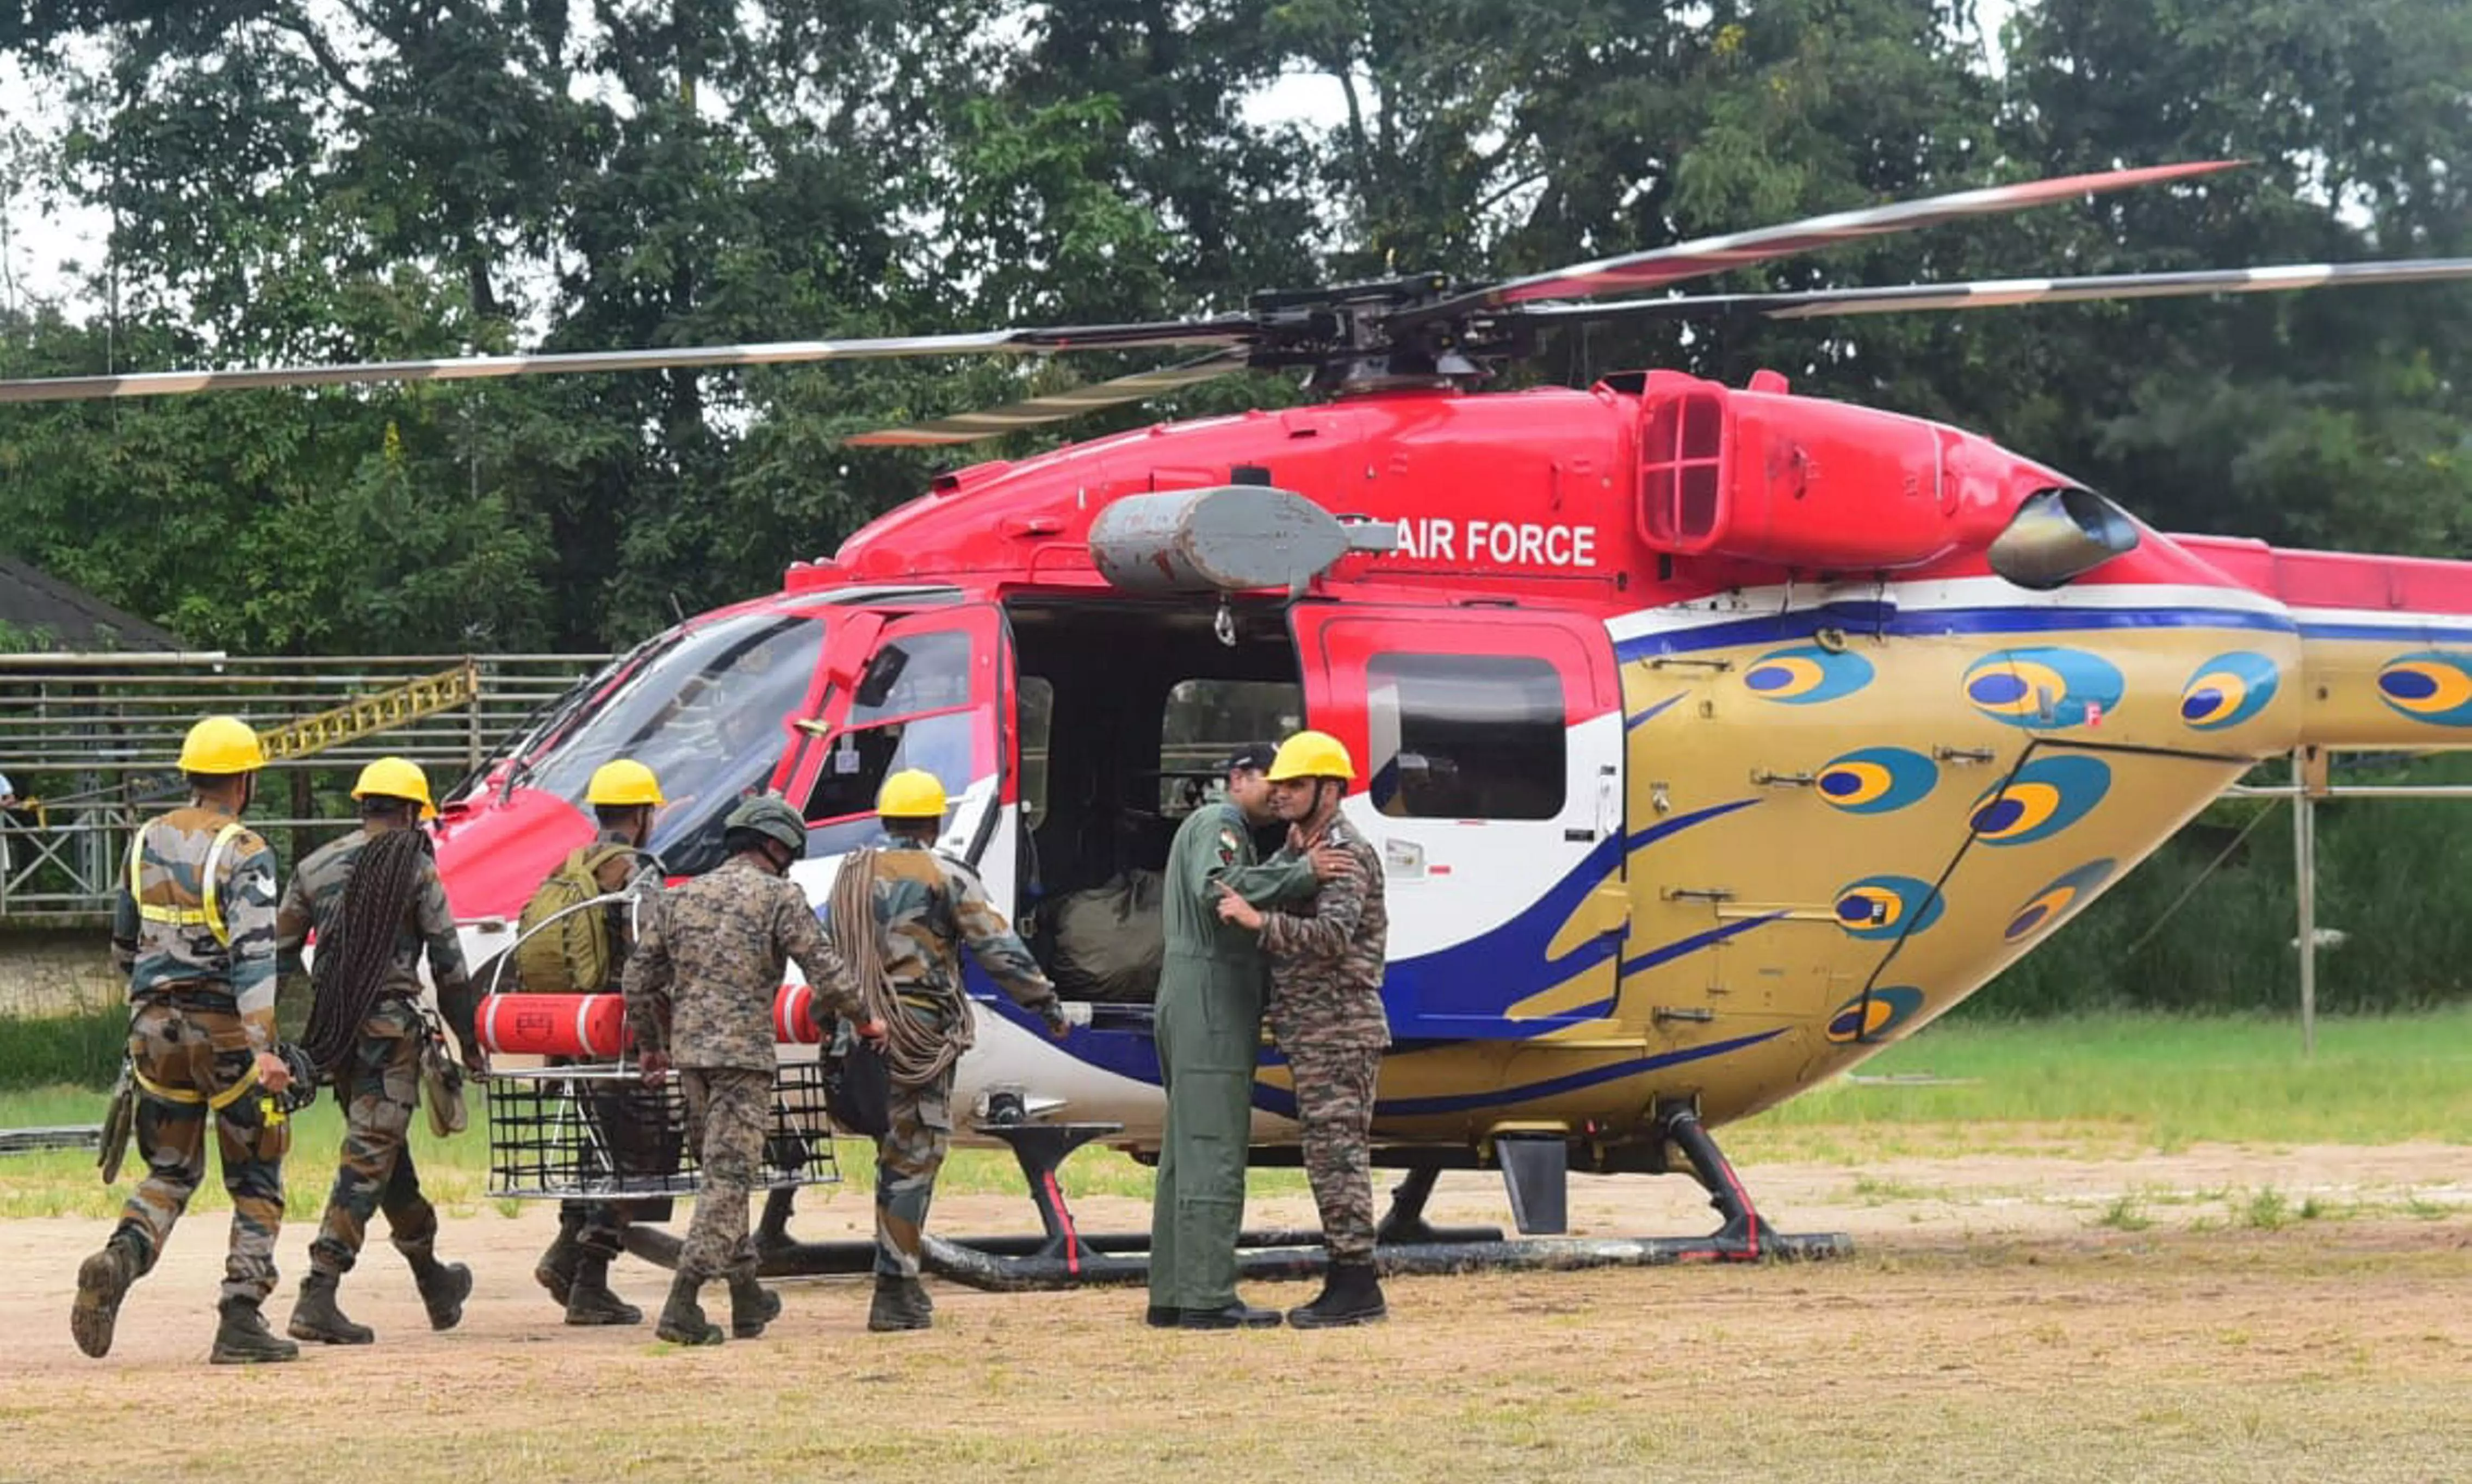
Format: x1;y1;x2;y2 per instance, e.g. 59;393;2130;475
1267;729;1355;782
587;758;665;807
876;768;949;820
351;756;436;820
177;715;264;775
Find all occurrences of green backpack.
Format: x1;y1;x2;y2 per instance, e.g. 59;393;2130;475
513;843;636;994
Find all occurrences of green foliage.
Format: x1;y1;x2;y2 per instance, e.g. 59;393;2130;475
0;1003;126;1090
1;3;2469;1003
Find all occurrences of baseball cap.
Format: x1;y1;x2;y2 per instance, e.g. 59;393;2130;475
1222;742;1279;775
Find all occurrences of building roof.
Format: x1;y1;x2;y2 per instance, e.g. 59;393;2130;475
0;556;183;650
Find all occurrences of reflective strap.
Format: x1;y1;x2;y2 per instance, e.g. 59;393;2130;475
130;1057;259;1110
127;821;246;947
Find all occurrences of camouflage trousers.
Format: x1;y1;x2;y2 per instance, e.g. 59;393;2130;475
115;1001;289;1306
677;1066;772;1283
309;1017;438;1275
874;1064;957;1279
1288;1044;1381;1263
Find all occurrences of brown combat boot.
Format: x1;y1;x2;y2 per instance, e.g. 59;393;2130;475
655;1273;724;1346
287;1269;375;1345
534;1222;584;1308
406;1253;473;1332
209;1297;301;1365
70;1235;141;1359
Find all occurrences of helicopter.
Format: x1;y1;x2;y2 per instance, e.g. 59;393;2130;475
10;159;2472;1287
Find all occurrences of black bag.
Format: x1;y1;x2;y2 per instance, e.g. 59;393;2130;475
825;1027;892;1138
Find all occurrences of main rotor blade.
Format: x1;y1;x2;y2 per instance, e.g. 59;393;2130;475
1515;258;2472;324
842;350;1254;447
0;319;1256;405
1411;160;2242;324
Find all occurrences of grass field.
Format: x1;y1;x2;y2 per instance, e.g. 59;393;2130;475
2;1010;2463;1482
4;1008;2465;1220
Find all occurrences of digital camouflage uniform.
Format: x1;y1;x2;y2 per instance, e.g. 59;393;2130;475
860;837;1063;1279
1149;802;1319;1315
1259;817;1390;1264
276;826;472;1280
106;806;287;1306
622;856;866;1284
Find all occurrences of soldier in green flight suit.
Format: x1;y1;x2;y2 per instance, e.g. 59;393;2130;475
1147;743;1345;1330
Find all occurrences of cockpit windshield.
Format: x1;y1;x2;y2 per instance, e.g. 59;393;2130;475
522;610;828;872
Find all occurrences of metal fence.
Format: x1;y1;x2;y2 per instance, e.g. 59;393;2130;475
1;653;608;922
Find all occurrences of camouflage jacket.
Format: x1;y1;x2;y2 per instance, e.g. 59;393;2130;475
110;805;281;1053
863;837;1060;1024
624;855;865;1070
276;825;472;1038
1260;816;1391;1052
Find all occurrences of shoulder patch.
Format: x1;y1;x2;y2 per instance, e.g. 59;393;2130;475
1215;827;1241;866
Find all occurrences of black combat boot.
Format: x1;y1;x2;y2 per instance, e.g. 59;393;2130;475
70;1234;142;1359
727;1269;782;1339
1144;1305;1179;1328
534;1219;584;1307
210;1297;301;1365
655;1273;724;1346
866;1274;932;1333
564;1256;643;1326
287;1269;375;1345
1285;1260;1387;1329
406;1253;473;1332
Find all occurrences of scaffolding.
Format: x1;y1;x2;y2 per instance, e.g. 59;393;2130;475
0;651;607;922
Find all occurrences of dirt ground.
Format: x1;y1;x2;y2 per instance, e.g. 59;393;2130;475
1;1144;2466;1483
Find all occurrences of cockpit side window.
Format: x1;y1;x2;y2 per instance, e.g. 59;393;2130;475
798;625;986;858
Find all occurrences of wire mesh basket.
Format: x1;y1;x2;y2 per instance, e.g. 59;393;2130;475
482;1061;840;1200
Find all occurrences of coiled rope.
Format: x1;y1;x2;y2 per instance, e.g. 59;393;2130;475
829;846;970;1089
301;827;432;1078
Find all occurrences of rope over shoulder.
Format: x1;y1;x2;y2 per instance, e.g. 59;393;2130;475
831;847;971;1088
301;827;434;1077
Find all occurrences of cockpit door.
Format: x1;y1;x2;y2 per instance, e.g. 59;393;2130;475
1291;603;1628;1037
784;602;1018;885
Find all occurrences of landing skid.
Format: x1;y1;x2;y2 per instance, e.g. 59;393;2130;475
619;1107;1851;1288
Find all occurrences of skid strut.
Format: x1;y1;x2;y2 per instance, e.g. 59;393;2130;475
624;1107;1850;1288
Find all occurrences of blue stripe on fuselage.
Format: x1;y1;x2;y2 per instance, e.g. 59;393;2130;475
1615;603;2295;664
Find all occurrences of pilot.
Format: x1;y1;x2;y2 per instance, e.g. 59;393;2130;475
842;769;1069;1332
1217;729;1392;1327
73;716;299;1365
623;795;884;1345
1148;743;1337;1331
278;756;481;1348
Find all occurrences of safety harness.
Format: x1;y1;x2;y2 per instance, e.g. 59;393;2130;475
126;819;249;947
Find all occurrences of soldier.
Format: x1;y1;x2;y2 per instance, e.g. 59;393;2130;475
1216;729;1392;1327
72;715;299;1365
624;794;884;1345
530;756;666;1327
840;769;1069;1333
1148;743;1336;1331
278;756;481;1346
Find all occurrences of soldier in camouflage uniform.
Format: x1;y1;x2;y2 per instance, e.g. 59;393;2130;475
624;794;883;1345
73;715;300;1365
531;756;666;1328
852;769;1069;1333
277;757;480;1346
1218;730;1391;1327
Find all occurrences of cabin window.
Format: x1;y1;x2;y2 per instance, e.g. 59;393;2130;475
1158;678;1303;813
1018;676;1054;829
1364;653;1565;821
